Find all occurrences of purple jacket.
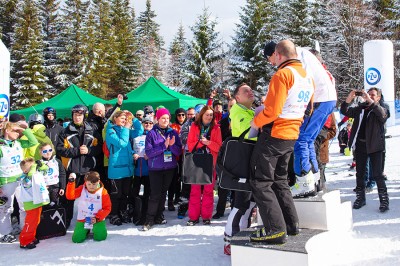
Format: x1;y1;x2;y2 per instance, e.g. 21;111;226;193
145;124;182;171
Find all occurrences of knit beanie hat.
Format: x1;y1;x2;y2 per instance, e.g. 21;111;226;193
264;41;277;58
156;108;170;120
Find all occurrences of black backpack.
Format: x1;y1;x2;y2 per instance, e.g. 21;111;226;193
217;128;256;192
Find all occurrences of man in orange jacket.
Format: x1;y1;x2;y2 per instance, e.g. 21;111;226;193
249;40;314;244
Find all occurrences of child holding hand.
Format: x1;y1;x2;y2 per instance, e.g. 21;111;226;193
66;171;111;243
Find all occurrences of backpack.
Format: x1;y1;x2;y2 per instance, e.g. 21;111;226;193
103;128;116;158
217;128;255;192
103;141;110;158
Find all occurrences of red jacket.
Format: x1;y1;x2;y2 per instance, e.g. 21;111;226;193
187;123;222;167
66;182;111;222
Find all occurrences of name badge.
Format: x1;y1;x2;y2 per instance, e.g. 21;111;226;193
164;150;172;162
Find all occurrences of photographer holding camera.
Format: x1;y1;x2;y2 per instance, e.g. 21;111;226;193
207;88;232;125
340;88;389;212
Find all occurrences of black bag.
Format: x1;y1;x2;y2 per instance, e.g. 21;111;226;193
217;128;256;192
36;205;67;240
182;137;214;185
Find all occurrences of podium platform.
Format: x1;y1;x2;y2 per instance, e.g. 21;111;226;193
231;227;325;266
231;190;353;266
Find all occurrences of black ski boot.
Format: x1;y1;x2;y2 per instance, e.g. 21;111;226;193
120;210;132;223
353;188;366;209
378;188;389;213
177;201;188;219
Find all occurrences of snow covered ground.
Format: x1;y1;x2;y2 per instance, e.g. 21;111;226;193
1;125;400;266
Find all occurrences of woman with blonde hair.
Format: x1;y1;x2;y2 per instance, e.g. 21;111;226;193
106;110;143;225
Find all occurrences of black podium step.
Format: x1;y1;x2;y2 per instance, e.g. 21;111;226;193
231;227;326;254
230;227;327;266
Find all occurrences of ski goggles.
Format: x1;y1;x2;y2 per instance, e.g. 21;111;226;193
41;149;53;154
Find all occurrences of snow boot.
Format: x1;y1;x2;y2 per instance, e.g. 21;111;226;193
120;210;132;223
290;171;315;198
109;215;122;226
250;227;287;244
224;233;232;255
353;188;366;209
378;188;389;213
177;201;188;219
186;219;199;226
154;214;167;225
0;196;8;206
168;201;176;211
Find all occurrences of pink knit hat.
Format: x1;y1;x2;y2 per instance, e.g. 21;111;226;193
156;108;170;120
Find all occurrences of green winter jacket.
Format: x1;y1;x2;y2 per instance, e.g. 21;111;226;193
229;103;256;140
0;128;38;186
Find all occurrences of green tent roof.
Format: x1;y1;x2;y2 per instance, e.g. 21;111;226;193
11;84;107;120
108;76;206;114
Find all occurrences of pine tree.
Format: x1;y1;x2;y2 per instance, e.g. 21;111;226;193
38;0;60;94
184;7;222;98
229;0;275;91
322;0;379;99
136;0;165;83
167;23;187;89
110;0;140;96
276;0;313;47
11;0;49;108
55;0;89;88
0;0;19;49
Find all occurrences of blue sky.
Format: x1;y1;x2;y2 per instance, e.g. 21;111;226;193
133;0;246;46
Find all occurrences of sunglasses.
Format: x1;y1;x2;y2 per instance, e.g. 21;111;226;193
143;122;153;125
136;114;143;116
177;114;185;117
41;149;53;154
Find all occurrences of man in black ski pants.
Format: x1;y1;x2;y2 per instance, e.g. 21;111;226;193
340;87;389;212
249;40;314;244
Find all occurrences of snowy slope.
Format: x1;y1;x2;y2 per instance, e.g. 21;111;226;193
1;125;400;266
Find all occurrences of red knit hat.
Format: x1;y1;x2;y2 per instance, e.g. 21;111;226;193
156;108;170;120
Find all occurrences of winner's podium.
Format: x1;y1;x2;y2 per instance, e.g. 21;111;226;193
230;190;353;266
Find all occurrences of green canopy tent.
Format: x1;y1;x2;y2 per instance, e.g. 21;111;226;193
108;77;206;115
11;84;108;120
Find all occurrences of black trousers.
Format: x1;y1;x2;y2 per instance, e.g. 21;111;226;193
131;175;150;218
109;177;132;216
355;141;386;190
146;169;174;222
249;130;299;233
215;187;230;215
168;166;181;202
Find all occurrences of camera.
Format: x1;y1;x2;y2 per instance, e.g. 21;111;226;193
355;91;363;96
123;94;128;100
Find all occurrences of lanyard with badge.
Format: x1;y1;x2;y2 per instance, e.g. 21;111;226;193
157;129;173;162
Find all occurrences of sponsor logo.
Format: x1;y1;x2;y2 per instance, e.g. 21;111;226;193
365;67;381;85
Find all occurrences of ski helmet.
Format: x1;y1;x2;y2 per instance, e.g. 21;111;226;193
71;104;88;118
43;107;56;118
28;113;44;124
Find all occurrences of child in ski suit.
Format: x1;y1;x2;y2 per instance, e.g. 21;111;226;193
39;143;66;206
66;171;111;243
19;158;50;249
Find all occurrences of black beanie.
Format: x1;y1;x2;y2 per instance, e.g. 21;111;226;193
264;41;277;58
175;108;186;117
